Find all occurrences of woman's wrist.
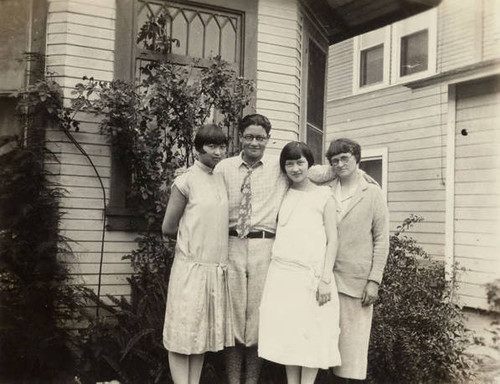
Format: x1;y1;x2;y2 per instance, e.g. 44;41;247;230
320;277;331;284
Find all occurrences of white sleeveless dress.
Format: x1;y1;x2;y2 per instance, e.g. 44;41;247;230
258;186;341;369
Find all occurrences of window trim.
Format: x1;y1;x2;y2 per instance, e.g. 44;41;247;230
360;147;388;201
352;8;438;93
352;25;391;94
391;8;437;84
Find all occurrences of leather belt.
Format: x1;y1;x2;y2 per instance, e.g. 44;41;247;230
229;229;275;239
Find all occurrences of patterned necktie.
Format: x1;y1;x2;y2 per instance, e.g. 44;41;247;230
236;167;253;238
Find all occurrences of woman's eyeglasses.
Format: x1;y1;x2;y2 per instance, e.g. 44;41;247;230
330;154;352;166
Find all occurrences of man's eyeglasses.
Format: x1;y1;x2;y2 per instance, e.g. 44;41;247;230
330;154;352;166
242;135;268;142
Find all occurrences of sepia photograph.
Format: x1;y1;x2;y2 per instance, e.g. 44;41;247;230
0;0;499;383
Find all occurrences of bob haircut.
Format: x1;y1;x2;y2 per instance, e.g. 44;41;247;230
279;141;315;173
238;113;272;135
194;124;227;153
325;138;361;164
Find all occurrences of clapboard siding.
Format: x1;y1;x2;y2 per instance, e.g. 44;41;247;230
46;0;115;85
454;79;500;308
438;0;480;72
456;244;498;260
483;0;500;60
328;86;437;113
46;0;134;301
47;21;115;39
327;39;353;101
257;0;302;148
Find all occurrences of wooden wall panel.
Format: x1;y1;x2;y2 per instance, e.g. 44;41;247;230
438;0;480;72
327;39;353;101
256;0;302;148
483;0;500;60
454;78;500;309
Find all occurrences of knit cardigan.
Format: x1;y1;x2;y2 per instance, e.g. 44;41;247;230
328;176;389;298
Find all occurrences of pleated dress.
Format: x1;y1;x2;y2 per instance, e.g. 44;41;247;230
258;186;341;369
163;161;234;355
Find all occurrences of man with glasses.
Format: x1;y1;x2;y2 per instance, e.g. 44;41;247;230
215;114;288;384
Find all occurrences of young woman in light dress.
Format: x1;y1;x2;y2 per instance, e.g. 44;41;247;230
258;141;341;384
162;124;234;384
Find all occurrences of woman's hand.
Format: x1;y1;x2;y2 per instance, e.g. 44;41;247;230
361;280;379;306
316;280;331;306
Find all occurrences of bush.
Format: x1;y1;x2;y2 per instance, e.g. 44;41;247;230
0;144;87;382
76;235;174;384
366;215;476;384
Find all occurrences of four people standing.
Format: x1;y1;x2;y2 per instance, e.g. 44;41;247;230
161;116;389;384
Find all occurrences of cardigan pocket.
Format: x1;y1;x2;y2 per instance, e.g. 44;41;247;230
334;258;371;278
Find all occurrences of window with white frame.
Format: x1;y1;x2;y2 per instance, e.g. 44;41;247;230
353;26;391;93
352;8;437;92
359;147;388;200
391;8;437;83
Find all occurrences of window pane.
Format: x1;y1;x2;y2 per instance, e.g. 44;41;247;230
220;18;237;62
171;9;188;56
360;44;383;87
205;16;219;58
400;30;428;76
307;39;326;130
187;12;203;58
306;125;323;165
359;158;382;186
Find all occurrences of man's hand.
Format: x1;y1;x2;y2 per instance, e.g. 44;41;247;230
361;280;379;306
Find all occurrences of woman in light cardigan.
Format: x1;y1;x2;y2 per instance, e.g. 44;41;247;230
323;138;389;383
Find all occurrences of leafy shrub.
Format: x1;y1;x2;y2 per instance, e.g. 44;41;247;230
76;235;174;384
366;215;476;384
0;142;87;382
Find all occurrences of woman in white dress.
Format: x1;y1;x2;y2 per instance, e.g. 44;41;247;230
162;124;234;384
258;141;341;384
